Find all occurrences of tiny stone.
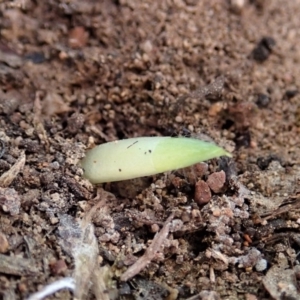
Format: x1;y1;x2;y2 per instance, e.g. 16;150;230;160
68;26;88;48
50;217;59;224
245;294;258;300
212;208;221;217
191;209;201;218
207;170;226;193
98;256;103;264
175;115;183;123
181;211;190;223
50;161;60;169
18;283;27;293
256;93;270;108
188;124;194;132
50;259;68;275
255;258;267;272
59;51;68;59
208;102;224;117
285;89;298;99
0;232;9;253
194;180;211;205
252;37;276;62
151;224;160;233
229;0;245;14
141;40;153;53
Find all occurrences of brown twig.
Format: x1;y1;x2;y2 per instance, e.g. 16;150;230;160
120;213;174;281
0;151;25;188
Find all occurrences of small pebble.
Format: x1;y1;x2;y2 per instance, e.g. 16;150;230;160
18;282;27;293
194;180;211;205
68;26;88;48
206;171;226;193
50;259;68;275
230;0;245;13
50;161;60;169
252;37;276;62
151;224;160;233
208;102;224;117
0;232;9;253
141;40;153;53
50;217;59;225
285;89;298;99
255;258;268;272
181;211;190;223
256;93;270;108
245;294;258;300
175;115;183;123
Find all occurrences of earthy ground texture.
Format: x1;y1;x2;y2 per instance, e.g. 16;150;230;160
0;0;300;299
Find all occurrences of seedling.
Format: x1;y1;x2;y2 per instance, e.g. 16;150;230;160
81;137;231;184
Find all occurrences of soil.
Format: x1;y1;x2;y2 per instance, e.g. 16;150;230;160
0;0;299;299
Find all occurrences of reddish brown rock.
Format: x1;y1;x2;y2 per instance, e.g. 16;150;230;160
68;26;88;48
194;180;211;205
207;171;226;193
50;259;68;275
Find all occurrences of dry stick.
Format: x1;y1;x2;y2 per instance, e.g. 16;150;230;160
0;151;25;187
120;213;174;282
260;198;300;221
33;91;49;149
83;188;114;224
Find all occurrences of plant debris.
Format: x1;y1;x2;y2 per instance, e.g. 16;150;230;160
0;151;25;188
120;213;174;282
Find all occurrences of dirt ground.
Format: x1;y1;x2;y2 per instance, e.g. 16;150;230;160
0;0;300;299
